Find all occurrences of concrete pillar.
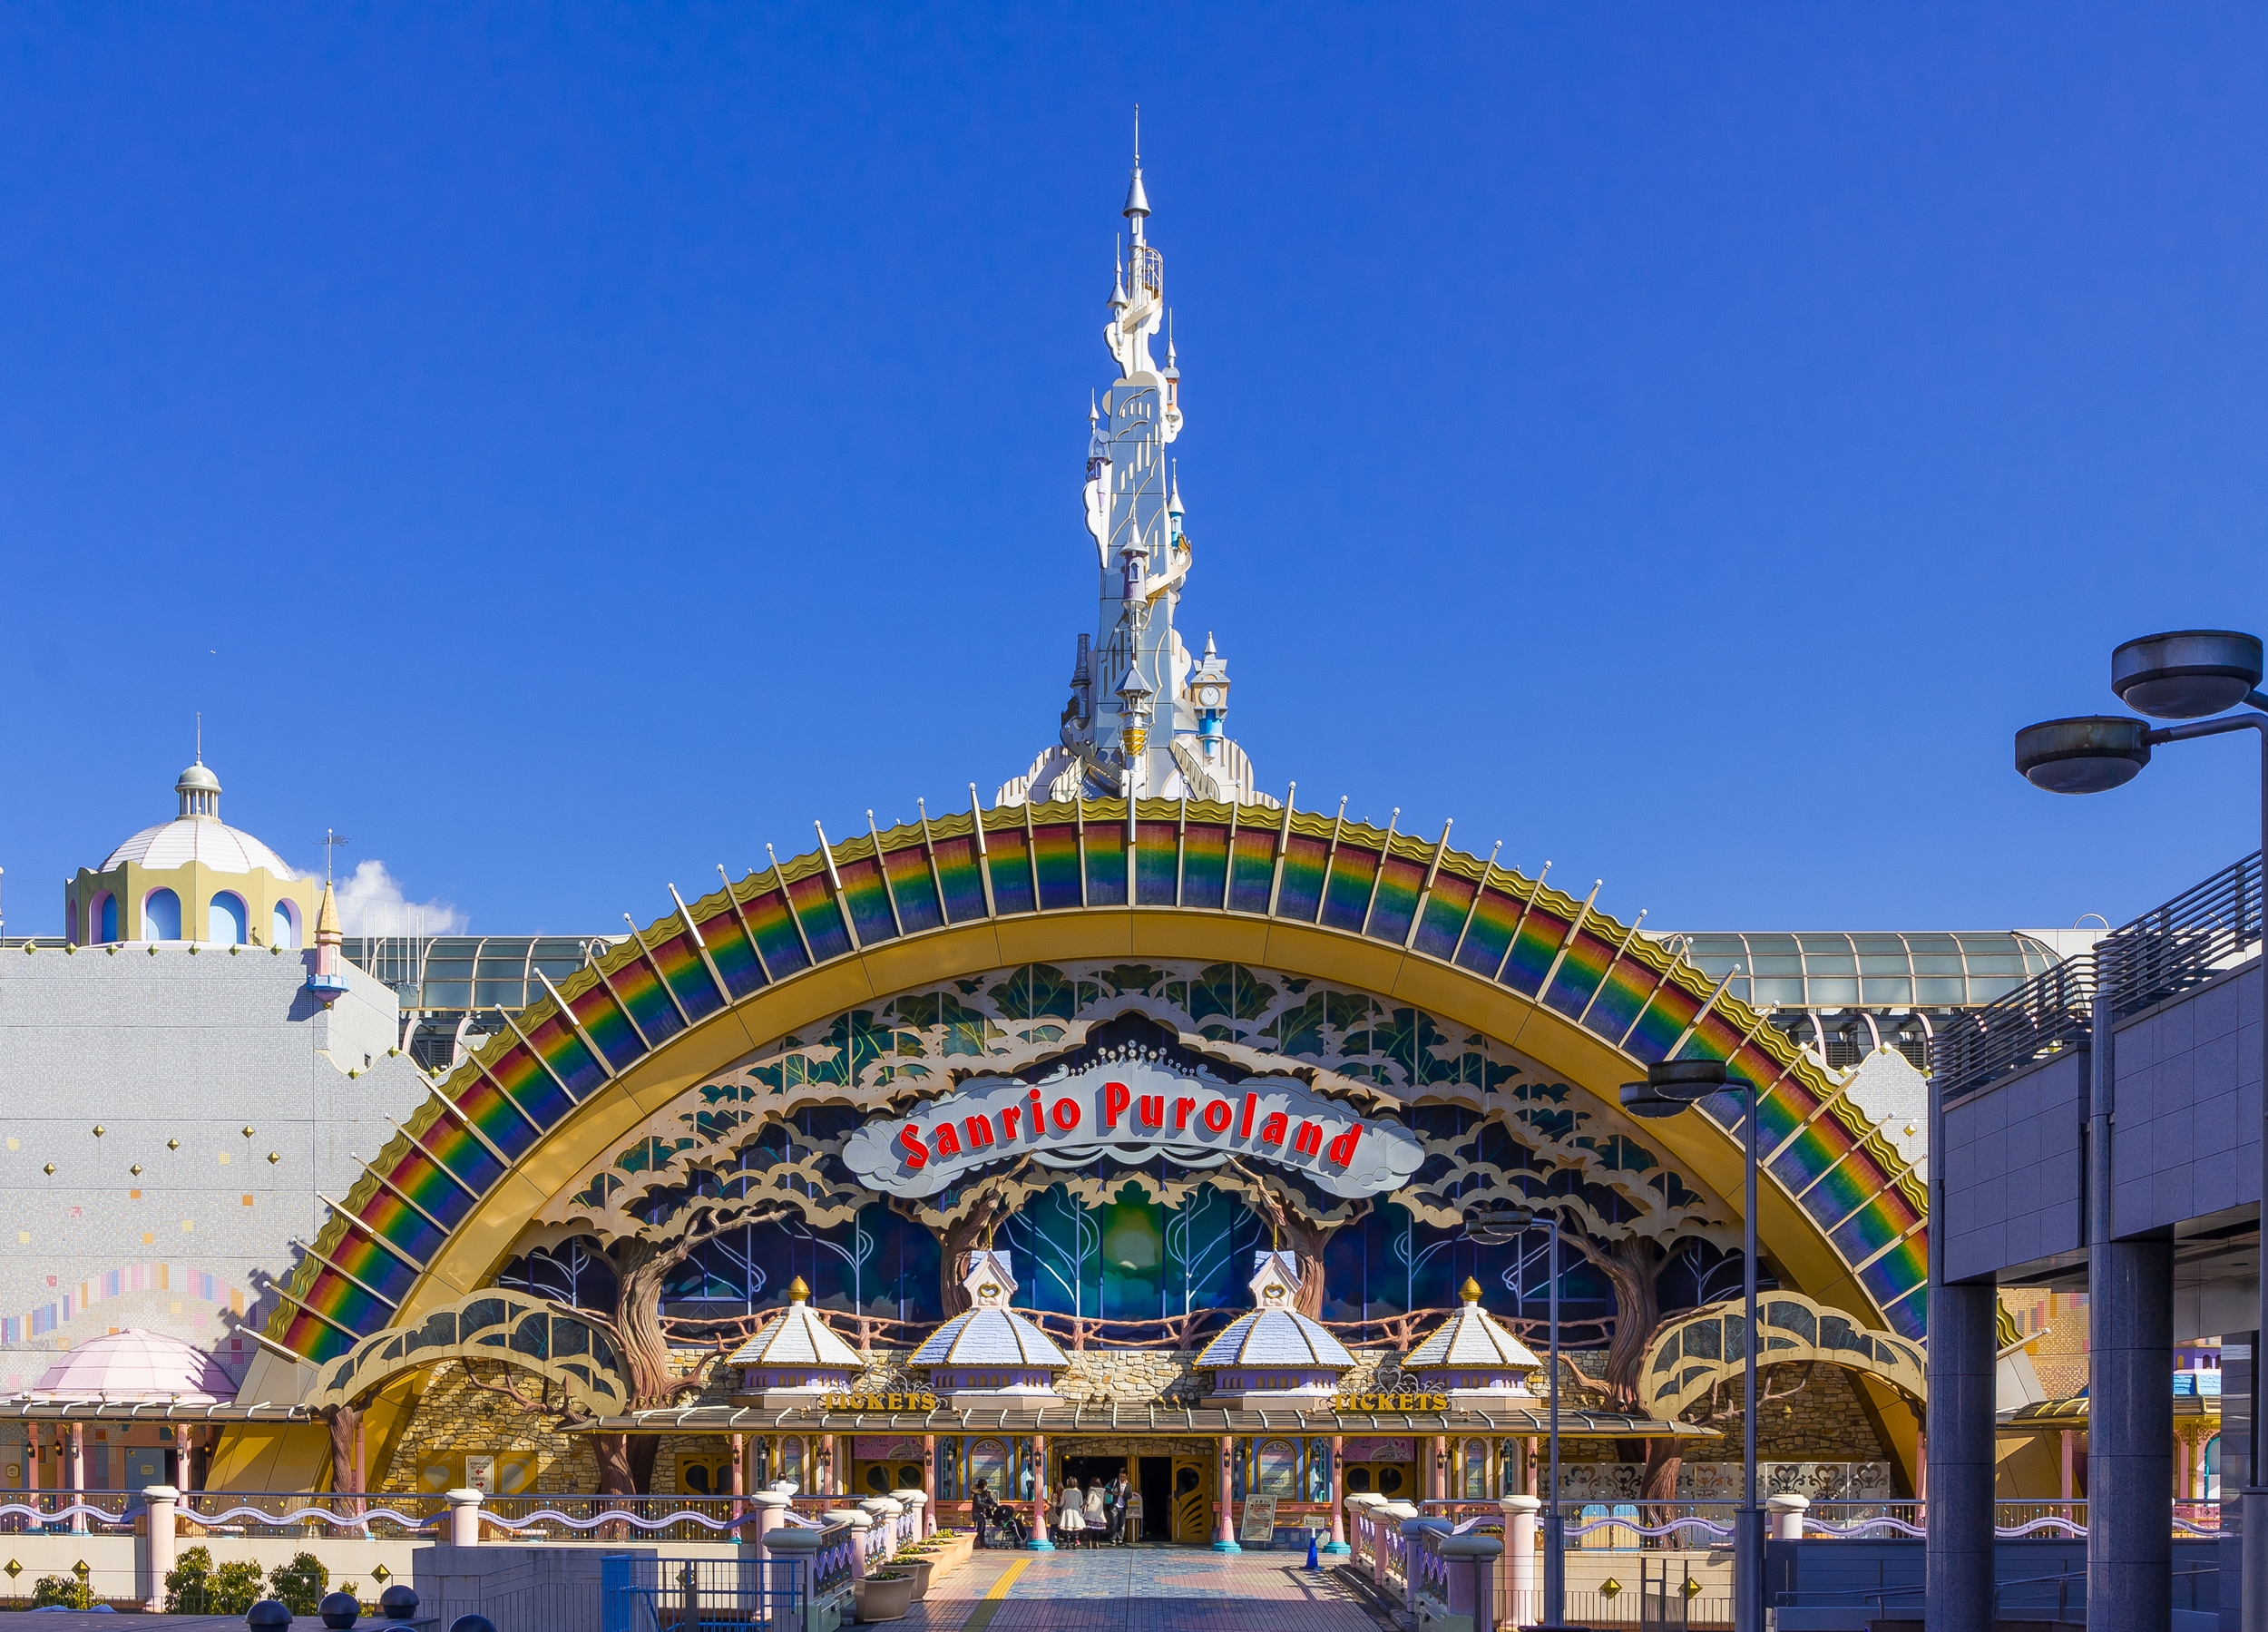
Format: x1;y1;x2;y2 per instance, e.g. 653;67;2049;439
445;1487;483;1547
1325;1435;1349;1553
2091;1236;2175;1631
138;1485;177;1612
1767;1493;1808;1541
68;1423;84;1533
902;1490;928;1541
1501;1494;1539;1627
1924;1275;1997;1632
838;1510;873;1577
1440;1533;1502;1631
749;1489;792;1561
1028;1435;1052;1549
1215;1434;1241;1551
760;1524;822;1604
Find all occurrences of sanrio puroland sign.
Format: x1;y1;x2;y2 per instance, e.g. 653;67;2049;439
841;1055;1423;1199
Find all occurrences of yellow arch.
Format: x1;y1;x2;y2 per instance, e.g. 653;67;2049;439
1640;1289;1926;1425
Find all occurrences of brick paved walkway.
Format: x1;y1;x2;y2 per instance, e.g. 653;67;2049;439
898;1546;1392;1631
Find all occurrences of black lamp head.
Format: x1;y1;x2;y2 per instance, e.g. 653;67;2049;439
2111;630;2263;720
2015;716;2152;795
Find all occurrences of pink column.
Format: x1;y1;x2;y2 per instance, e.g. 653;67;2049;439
25;1424;38;1500
922;1435;937;1536
1431;1435;1446;1501
1328;1435;1347;1551
1030;1436;1051;1549
1216;1435;1238;1549
69;1424;85;1534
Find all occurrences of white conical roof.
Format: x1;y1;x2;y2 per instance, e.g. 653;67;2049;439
728;1278;862;1368
910;1250;1069;1369
1196;1251;1354;1370
1404;1278;1541;1373
103;819;295;877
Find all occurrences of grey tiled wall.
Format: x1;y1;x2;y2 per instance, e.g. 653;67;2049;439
2109;964;2263;1236
1940;1049;2085;1283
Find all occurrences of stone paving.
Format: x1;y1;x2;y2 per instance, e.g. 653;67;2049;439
899;1546;1393;1631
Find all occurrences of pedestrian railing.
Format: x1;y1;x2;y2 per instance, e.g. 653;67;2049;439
600;1552;803;1632
1936;849;2263;1102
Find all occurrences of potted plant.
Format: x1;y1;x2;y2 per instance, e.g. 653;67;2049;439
895;1553;935;1599
855;1568;918;1623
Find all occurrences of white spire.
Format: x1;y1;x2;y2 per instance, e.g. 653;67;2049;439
1124;106;1150;236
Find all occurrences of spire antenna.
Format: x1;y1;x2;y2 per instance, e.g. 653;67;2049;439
195;713;202;765
318;829;350;887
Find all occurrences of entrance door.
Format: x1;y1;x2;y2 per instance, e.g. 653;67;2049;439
1137;1457;1173;1542
1170;1458;1209;1544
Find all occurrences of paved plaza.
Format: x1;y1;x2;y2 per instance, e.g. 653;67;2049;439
903;1548;1393;1632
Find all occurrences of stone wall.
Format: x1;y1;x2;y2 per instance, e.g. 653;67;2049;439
376;1360;599;1494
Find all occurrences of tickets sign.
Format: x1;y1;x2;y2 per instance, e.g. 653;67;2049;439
842;1054;1423;1199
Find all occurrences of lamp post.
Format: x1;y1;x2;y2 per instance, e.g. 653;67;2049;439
2014;629;2268;1632
1467;1203;1563;1625
1621;1057;1765;1632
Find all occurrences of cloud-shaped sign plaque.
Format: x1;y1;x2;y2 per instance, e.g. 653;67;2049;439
843;1054;1422;1199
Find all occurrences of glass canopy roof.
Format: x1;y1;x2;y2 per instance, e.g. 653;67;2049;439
340;935;618;1016
1660;931;2064;1011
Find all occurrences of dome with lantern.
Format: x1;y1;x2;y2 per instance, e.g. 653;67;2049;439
1195;1251;1355;1406
910;1251;1070;1407
67;749;315;948
728;1277;865;1404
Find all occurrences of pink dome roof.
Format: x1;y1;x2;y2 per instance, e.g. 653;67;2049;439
32;1330;233;1399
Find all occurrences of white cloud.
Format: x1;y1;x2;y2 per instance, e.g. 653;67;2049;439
333;859;468;937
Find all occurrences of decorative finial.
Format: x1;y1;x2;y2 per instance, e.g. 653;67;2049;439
1460;1276;1483;1304
194;712;202;766
787;1275;811;1303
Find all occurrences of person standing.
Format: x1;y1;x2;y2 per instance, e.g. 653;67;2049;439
1083;1474;1106;1545
1121;1475;1144;1546
1059;1479;1088;1549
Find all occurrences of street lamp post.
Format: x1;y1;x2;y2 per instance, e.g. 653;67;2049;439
1466;1204;1564;1625
2015;629;2268;1632
1621;1057;1765;1632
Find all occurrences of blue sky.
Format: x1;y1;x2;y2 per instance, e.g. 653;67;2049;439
4;5;2265;937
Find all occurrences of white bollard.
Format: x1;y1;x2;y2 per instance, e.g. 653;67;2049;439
445;1487;484;1547
139;1485;179;1612
1500;1493;1539;1627
1768;1492;1809;1541
901;1489;929;1539
835;1510;875;1578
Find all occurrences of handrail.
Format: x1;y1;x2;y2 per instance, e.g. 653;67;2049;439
1936;849;2263;1101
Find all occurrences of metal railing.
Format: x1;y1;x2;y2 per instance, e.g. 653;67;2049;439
600;1553;803;1632
1935;850;2263;1101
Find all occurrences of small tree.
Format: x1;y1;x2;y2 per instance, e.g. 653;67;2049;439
269;1552;328;1616
32;1575;91;1610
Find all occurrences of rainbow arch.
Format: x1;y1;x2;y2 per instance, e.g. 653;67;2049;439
268;796;1928;1364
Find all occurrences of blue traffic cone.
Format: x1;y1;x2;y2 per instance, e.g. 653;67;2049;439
1305;1532;1321;1571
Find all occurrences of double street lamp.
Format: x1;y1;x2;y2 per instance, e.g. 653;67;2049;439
1621;1057;1766;1632
2014;629;2268;1628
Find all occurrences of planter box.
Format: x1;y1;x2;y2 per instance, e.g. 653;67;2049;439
854;1571;917;1623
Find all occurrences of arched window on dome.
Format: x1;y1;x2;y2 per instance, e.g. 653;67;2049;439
272;899;298;951
210;892;248;946
95;894;117;943
142;888;181;942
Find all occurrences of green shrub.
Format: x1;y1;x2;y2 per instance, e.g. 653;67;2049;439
31;1575;92;1610
269;1552;329;1616
163;1547;266;1616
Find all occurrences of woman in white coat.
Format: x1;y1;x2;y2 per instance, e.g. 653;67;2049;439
1057;1480;1088;1549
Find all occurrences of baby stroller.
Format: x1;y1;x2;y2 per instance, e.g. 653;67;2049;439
973;1486;1027;1549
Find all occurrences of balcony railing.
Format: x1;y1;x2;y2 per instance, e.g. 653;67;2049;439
1934;850;2263;1102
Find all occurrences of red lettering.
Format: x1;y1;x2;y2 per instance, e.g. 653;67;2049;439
963;1115;995;1149
1325;1124;1364;1167
1103;1081;1131;1129
1201;1098;1233;1134
1239;1092;1257;1138
897;1123;930;1169
1175;1096;1198;1130
1029;1092;1045;1139
1002;1105;1022;1139
935;1122;963;1158
1139;1095;1167;1129
1051;1099;1080;1132
1292;1120;1323;1158
1258;1111;1289;1146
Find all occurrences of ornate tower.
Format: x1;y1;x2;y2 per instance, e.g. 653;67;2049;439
1000;130;1274;809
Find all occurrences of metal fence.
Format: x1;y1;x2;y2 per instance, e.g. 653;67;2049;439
599;1553;803;1632
1934;849;2263;1102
